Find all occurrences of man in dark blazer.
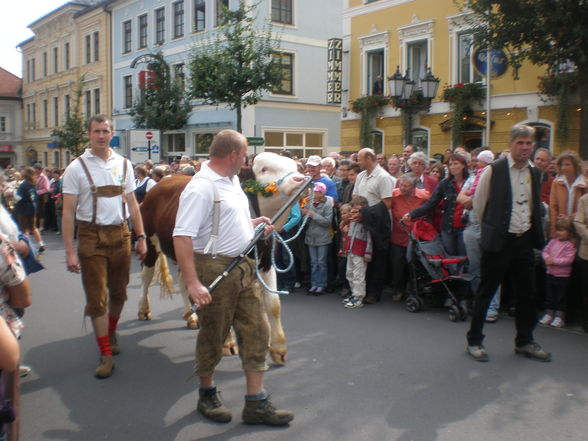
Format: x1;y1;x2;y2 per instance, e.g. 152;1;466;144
466;124;550;362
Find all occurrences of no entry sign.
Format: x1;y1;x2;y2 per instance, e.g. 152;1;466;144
146;131;154;140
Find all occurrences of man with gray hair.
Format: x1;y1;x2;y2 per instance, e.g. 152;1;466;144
403;151;438;194
466;124;549;362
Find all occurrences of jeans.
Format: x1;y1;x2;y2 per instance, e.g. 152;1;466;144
463;224;501;314
308;245;329;288
441;228;466;256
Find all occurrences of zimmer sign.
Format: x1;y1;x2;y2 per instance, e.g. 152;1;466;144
327;38;343;104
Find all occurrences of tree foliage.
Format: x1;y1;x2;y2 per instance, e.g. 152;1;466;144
51;77;88;157
459;0;588;154
187;1;282;133
130;52;192;131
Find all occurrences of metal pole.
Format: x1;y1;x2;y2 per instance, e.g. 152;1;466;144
486;49;491;146
148;140;151;160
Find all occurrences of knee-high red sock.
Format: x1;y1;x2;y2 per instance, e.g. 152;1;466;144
97;335;112;356
108;315;120;335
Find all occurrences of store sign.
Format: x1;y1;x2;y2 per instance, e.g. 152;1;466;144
327;38;343;104
0;145;13;152
473;47;508;78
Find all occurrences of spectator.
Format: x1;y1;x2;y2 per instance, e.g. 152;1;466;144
305;156;338;201
134;165;156;204
539;217;576;328
574;191;588;332
548;150;587;238
533;148;554;205
387;155;401;178
322;157;342;200
13;167;44;253
337;159;352;197
401;145;415;173
389;173;430;300
428;162;445;182
33;164;50;231
301;182;334;296
403;151;438;194
341;163;361;205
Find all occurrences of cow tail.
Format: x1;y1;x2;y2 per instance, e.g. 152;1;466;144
150;235;176;298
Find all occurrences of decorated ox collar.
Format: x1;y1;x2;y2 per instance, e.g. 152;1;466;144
242;171;296;198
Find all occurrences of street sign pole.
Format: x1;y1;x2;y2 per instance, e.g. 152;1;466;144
148;140;151;160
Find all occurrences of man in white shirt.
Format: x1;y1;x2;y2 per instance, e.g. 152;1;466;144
173;129;293;426
62;115;147;379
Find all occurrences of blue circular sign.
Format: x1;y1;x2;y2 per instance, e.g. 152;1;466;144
473;48;508;78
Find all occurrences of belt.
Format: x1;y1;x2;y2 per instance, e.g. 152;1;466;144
506;230;530;238
78;220;128;230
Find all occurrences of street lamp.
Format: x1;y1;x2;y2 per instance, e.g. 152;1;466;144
387;66;440;145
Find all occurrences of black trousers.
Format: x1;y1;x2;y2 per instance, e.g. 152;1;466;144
366;246;390;300
467;232;538;347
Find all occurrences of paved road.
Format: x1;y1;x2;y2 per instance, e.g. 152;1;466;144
20;232;588;441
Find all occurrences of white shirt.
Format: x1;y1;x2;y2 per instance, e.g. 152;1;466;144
353;165;394;206
473;154;532;234
173;161;254;258
62;149;136;225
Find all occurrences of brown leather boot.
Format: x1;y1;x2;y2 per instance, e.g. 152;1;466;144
109;333;120;355
242;396;294;426
197;388;232;423
95;355;114;379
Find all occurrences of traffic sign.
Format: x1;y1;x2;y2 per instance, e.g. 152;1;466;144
247;137;264;146
146;131;153;140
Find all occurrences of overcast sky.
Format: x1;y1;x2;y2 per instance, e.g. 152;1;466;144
0;0;67;77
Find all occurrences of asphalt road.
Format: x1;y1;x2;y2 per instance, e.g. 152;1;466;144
20;232;588;441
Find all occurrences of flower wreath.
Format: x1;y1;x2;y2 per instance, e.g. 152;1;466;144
242;179;279;197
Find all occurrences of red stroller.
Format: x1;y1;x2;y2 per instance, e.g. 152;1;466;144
403;220;472;321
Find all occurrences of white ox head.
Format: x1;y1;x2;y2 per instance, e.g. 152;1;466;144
251;152;307;229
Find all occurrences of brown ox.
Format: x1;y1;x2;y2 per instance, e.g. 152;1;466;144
138;152;306;365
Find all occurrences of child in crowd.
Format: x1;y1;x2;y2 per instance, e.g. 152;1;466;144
337;204;352;297
340;196;372;309
301;182;334;295
540;217;577;328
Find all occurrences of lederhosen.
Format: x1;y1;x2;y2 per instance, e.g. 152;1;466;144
76;157;132;317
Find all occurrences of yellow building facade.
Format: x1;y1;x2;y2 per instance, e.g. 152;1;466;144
341;0;581;157
19;2;112;168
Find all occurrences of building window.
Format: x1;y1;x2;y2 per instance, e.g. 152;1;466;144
193;0;205;32
139;14;148;49
216;0;228;26
528;122;552;151
123;20;132;53
31;103;36;128
43;99;48;128
165;133;186;152
53;47;59;74
53;97;59;127
457;32;482;84
173;1;184;38
93;32;99;61
64;43;70;70
366;49;384;95
174;63;185;88
155;8;165;45
43;52;47;77
85;91;92;120
124;75;133;109
411;127;429;155
195;133;214;155
65;94;70;116
54;150;61;168
0;117;6;132
31;59;36;81
94;89;101;115
264;130;324;157
407;40;428;85
26;60;31;83
271;0;292;25
272;52;293;95
85;35;92;63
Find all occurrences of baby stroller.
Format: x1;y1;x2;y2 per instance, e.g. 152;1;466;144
402;220;471;322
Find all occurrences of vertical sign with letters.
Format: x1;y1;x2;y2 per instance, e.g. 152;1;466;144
327;38;343;104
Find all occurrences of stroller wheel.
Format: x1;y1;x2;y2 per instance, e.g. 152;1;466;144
405;296;421;313
448;305;460;322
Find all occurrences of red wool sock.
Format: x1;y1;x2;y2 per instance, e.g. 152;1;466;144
108;315;120;335
97;335;112;356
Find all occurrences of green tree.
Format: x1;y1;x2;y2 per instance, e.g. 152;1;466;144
187;1;282;133
459;0;588;156
51;77;88;157
130;52;192;131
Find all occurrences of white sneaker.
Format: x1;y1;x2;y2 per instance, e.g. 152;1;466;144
550;317;565;328
539;313;553;325
344;297;364;309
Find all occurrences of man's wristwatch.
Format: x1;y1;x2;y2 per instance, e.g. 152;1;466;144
136;234;147;240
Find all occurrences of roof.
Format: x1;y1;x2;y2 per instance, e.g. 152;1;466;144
27;1;93;29
0;68;22;98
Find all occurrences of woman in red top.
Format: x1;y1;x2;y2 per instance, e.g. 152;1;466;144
403;154;469;256
389;173;430;298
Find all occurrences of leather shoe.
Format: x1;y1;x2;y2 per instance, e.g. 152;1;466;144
514;342;552;362
466;345;488;362
363;296;378;304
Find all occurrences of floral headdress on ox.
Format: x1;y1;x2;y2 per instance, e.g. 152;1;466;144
242;179;279;197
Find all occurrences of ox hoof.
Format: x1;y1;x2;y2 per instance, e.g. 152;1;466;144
138;311;152;321
270;350;287;366
182;312;199;329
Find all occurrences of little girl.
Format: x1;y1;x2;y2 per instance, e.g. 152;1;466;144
540;217;577;328
301;182;334;295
